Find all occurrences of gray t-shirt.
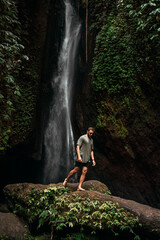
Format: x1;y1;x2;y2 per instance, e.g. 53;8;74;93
77;134;94;163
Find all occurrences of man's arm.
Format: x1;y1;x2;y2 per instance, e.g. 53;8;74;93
76;145;82;162
91;150;96;166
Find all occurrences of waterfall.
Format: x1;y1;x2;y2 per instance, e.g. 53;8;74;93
43;0;81;183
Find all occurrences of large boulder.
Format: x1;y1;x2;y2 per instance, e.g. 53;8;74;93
73;190;160;238
59;180;111;193
0;212;29;240
3;180;110;210
3;180;160;239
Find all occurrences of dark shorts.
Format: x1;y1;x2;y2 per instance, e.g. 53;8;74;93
75;161;91;168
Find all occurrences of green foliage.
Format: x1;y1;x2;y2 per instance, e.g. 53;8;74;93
96;102;128;138
0;0;40;151
12;186;141;239
0;235;9;240
60;232;97;240
11;54;39;145
88;0;160;136
0;0;28;151
13;186;71;225
125;0;160;41
91;11;140;95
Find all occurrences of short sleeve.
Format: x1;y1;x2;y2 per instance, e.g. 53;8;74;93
77;136;83;146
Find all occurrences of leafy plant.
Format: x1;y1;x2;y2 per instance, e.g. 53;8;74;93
88;0;160;138
125;0;160;41
0;0;41;152
12;186;142;239
0;0;28;152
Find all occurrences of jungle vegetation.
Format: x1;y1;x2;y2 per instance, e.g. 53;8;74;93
0;0;160;150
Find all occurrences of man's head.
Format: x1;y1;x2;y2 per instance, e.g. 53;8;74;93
87;127;95;138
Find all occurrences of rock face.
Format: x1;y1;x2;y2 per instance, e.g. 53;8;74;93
0;212;29;240
73;1;160;210
84;128;160;209
3;181;160;239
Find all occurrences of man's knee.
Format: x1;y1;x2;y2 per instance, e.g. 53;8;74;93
82;167;88;175
74;167;80;173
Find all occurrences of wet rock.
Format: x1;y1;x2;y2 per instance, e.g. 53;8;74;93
0;212;29;240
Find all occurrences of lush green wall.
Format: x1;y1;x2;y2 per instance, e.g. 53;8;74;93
0;0;49;154
88;0;160;138
75;0;160;207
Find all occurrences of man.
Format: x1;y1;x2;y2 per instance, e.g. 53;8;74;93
63;127;96;191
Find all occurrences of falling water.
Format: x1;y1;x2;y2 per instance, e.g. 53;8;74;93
43;0;81;183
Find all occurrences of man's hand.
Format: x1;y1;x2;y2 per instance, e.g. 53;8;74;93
78;157;82;162
92;159;96;166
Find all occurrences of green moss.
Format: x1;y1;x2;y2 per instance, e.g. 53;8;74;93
95;100;128;138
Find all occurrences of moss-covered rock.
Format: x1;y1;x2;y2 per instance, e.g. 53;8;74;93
3;181;160;239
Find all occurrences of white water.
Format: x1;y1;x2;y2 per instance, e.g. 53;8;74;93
43;0;81;183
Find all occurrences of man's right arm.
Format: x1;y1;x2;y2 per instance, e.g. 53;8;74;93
76;145;82;162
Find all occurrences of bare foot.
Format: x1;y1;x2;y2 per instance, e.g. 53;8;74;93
77;187;85;191
63;178;67;187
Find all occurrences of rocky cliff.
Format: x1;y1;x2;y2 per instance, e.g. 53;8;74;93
74;0;160;209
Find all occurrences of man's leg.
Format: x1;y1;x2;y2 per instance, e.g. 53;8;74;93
63;166;80;187
77;166;88;191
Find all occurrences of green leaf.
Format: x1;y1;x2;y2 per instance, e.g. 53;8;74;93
134;235;141;240
68;222;74;227
5;76;14;83
0;57;5;63
23;55;29;61
40;210;48;218
14;90;21;96
7;100;13;106
4;115;10;120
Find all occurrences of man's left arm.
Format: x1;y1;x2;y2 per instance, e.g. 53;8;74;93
91;150;96;166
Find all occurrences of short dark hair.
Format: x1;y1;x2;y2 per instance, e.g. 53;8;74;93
87;127;95;132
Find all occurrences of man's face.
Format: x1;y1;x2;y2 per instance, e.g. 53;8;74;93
87;130;94;138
